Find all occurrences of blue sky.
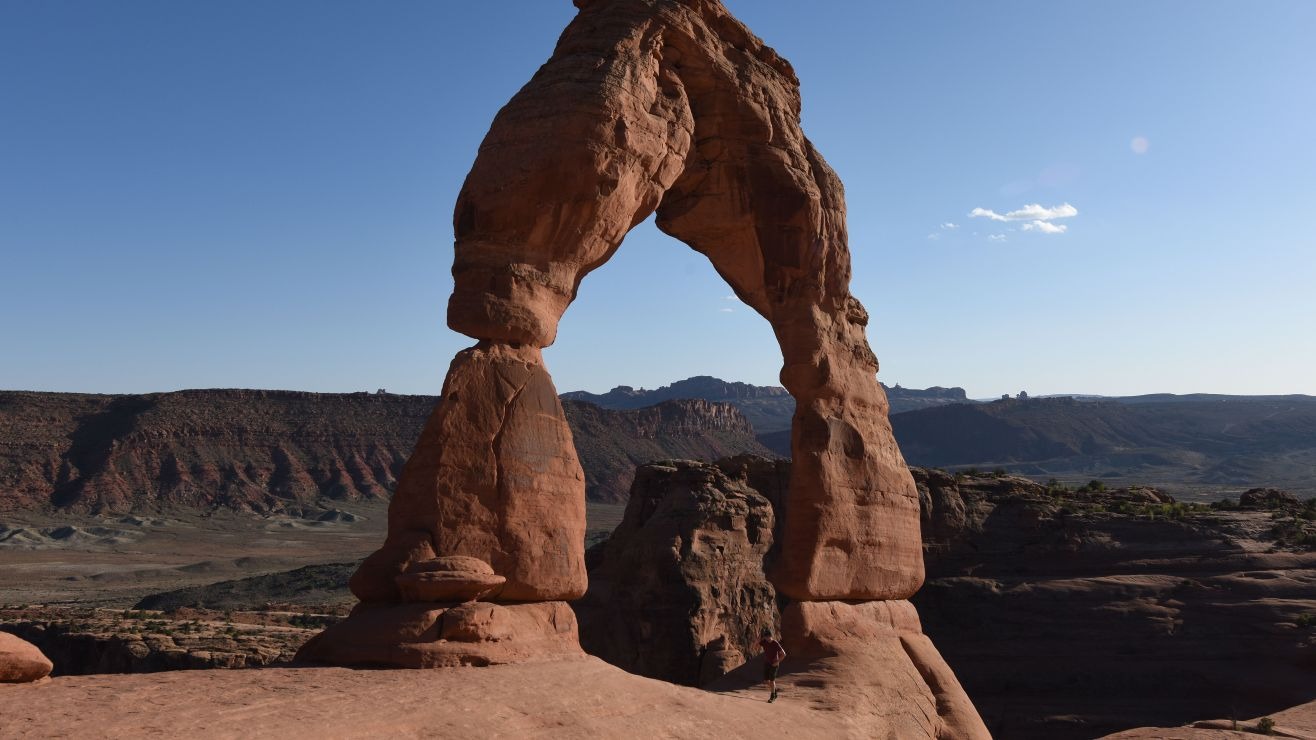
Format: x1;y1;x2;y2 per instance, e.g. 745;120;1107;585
2;1;1313;398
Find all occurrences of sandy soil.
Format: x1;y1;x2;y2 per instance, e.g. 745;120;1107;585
0;657;843;739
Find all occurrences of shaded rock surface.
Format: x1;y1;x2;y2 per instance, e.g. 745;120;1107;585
913;467;1316;739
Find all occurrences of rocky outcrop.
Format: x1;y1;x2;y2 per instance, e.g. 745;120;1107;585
574;460;778;686
0;390;768;511
910;468;1316;739
575;457;987;738
0;632;52;682
1;614;302;675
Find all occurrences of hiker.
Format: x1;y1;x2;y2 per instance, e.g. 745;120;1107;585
758;628;786;703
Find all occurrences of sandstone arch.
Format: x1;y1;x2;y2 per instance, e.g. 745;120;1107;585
299;2;987;736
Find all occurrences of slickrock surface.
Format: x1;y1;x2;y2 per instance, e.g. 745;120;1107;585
1102;699;1316;739
0;659;846;739
0;632;52;682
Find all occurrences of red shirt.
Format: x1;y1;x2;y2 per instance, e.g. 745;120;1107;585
759;638;785;665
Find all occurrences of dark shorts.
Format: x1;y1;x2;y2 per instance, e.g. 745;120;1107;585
764;662;779;681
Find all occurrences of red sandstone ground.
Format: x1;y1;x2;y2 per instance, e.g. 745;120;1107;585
0;657;844;739
1103;699;1316;738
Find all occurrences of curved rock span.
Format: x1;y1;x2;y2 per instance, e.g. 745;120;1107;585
299;1;986;735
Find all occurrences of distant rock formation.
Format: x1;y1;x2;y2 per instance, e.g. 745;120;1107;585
564;376;969;442
892;393;1316;493
0;390;768;511
563;398;773;502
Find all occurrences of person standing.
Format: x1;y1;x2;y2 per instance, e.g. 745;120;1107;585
758;629;786;703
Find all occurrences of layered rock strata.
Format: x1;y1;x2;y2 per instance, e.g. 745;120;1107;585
302;3;980;734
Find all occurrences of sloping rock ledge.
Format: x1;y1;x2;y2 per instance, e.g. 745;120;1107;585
0;657;848;739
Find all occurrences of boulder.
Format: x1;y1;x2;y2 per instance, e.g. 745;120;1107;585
1240;487;1301;510
395;557;506;603
0;631;53;682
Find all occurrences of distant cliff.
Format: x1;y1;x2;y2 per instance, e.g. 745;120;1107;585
563;399;772;503
563;376;969;453
891;394;1316;493
0;390;770;512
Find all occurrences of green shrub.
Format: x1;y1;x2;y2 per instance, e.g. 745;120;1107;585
1257;716;1276;734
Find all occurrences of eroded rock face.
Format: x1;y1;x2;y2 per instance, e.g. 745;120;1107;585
380;343;587;602
574;460;778;686
0;631;53;683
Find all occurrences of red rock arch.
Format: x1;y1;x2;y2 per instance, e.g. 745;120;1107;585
300;2;986;736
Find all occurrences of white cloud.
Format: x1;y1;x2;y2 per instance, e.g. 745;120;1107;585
987;234;1007;242
719;307;735;313
723;294;738;301
970;203;1078;222
940;222;959;230
1021;220;1067;234
926;233;940;241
